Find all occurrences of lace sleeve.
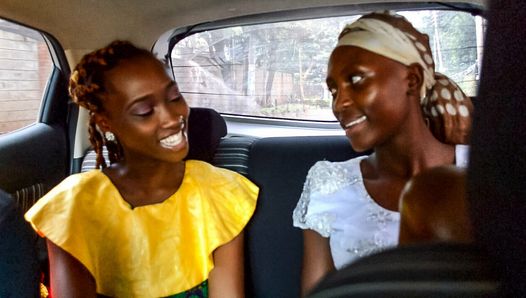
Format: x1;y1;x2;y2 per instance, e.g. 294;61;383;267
292;160;350;237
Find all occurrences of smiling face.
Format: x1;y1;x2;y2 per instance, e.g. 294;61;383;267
327;46;419;152
95;55;190;164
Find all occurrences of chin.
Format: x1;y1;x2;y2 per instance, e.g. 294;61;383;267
170;146;189;162
180;147;190;160
349;138;373;153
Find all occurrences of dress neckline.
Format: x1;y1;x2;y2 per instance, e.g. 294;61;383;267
356;145;468;213
95;162;189;211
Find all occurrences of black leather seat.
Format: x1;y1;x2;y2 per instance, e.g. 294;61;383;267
0;188;40;297
245;136;363;297
309;242;499;298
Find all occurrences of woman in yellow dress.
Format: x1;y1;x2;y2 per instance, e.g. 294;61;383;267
25;40;258;297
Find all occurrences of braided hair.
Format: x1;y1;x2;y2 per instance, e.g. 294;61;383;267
69;40;155;169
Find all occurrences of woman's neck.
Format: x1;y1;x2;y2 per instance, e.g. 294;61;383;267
120;159;184;181
373;123;455;179
104;159;186;208
360;122;456;212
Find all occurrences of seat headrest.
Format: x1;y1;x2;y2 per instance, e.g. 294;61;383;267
0;189;14;225
185;107;227;162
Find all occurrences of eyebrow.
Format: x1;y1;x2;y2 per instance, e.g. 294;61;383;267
165;81;177;92
126;81;177;110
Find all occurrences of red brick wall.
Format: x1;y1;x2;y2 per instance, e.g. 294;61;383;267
0;30;53;134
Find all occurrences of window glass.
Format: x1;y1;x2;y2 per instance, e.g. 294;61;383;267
0;19;53;134
172;10;483;121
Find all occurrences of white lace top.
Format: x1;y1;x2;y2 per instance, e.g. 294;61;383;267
292;145;469;269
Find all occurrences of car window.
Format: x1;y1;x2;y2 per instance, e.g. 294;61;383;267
171;10;484;121
0;19;54;134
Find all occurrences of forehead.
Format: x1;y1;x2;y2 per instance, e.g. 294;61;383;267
104;56;171;95
327;46;405;78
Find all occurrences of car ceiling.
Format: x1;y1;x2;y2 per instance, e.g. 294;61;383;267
0;0;487;66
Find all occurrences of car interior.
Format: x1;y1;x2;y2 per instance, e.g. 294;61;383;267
4;0;524;297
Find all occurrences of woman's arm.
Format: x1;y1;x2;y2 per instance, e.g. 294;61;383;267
208;231;245;298
301;229;335;297
46;239;96;298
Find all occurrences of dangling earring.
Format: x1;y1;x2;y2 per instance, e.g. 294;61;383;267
105;131;116;142
179;115;186;127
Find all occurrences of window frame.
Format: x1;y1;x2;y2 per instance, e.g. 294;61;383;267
0;16;75;171
0;17;71;133
154;2;484;130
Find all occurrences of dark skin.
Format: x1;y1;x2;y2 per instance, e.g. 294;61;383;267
47;55;245;297
398;165;473;245
301;46;456;296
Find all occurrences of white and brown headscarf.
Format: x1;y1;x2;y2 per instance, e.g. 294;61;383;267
337;11;473;144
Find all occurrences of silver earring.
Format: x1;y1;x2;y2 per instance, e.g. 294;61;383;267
104;131;115;142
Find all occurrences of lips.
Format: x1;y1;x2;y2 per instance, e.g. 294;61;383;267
160;130;185;148
159;120;186;149
344;115;367;129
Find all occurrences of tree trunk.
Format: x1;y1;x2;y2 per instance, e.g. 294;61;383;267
265;70;275;107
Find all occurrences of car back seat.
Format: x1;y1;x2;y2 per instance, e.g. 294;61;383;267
79;108;365;297
0;188;40;297
245;136;362;297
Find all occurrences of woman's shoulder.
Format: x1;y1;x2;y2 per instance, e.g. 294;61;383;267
308;155;368;176
304;155;368;195
37;170;106;204
183;161;257;256
24;170;110;239
184;159;258;205
186;160;258;191
67;169;106;186
186;160;244;180
25;170;112;223
292;155;369;237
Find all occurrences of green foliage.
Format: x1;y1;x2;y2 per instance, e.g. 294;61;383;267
173;10;482;119
417;11;478;87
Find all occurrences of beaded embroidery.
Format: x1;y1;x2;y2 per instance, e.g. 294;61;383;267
292;156;400;268
292;145;469;268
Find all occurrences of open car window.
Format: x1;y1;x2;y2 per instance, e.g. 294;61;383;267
171;10;484;122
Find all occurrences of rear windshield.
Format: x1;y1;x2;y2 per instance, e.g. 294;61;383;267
171;10;484;121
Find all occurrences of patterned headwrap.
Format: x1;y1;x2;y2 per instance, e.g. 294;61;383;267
337;11;473;144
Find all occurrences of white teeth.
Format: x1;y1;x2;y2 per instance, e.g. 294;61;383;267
160;131;184;148
345;115;367;128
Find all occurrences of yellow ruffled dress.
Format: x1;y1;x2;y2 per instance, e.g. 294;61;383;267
25;160;259;297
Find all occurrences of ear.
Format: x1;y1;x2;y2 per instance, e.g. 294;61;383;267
406;63;424;98
93;112;112;133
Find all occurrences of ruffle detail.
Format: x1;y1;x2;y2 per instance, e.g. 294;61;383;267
25;160;258;297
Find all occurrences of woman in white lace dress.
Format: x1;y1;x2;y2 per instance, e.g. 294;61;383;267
292;11;474;295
